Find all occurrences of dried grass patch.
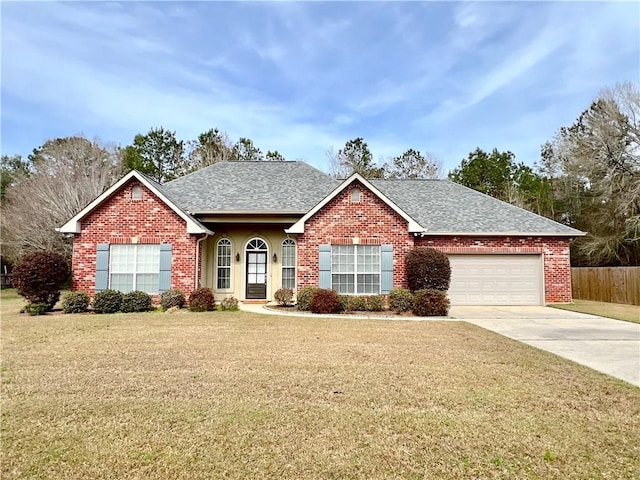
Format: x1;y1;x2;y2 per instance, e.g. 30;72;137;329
1;291;639;479
550;299;640;324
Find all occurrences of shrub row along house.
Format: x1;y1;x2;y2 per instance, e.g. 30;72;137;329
59;161;584;305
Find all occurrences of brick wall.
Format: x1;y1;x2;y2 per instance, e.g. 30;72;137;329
296;180;415;289
415;236;572;303
295;181;573;304
71;179;199;296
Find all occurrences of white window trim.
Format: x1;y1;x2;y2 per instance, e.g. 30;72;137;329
281;238;296;290
109;244;160;294
216;238;233;291
331;245;381;295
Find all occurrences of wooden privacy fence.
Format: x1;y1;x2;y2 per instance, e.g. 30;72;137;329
571;267;640;306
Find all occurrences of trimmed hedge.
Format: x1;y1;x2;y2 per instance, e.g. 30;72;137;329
405;247;451;293
310;289;341;314
296;286;318;311
13;251;69;311
220;296;239;311
121;291;153;313
274;288;294;306
24;302;49;316
93;289;123;314
412;289;450;317
388;288;414;313
160;289;186;310
365;295;385;312
189;288;216;312
61;292;90;313
339;295;386;312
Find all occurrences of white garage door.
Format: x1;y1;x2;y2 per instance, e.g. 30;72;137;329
448;255;543;305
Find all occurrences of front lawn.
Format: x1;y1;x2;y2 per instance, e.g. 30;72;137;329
1;290;639;479
550;298;640;324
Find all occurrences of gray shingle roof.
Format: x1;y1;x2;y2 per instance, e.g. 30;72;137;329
159;161;582;235
371;179;582;235
162;161;339;213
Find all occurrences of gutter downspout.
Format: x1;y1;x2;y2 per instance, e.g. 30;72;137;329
195;233;210;289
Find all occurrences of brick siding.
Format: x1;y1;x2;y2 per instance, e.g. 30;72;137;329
70;178;574;304
295;180;573;304
297;180;415;289
71;179;200;296
415;236;572;303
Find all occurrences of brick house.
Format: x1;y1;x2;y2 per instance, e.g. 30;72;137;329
59;161;584;305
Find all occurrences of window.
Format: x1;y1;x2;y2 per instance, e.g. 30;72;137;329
331;245;380;294
216;238;232;289
132;185;143;201
351;188;361;203
109;244;160;293
281;238;296;289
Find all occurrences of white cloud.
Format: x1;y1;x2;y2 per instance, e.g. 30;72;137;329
1;0;638;175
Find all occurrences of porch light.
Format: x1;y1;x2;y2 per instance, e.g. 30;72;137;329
273;253;278;263
235;252;240;262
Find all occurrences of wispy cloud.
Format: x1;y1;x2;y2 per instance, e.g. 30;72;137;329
1;1;638;173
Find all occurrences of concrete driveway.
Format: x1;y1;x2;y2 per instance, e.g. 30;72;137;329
451;306;640;387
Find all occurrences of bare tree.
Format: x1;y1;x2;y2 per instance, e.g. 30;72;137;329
384;149;443;179
1;136;123;261
185;128;233;171
540;82;640;265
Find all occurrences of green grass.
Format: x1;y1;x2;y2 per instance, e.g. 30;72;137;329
1;289;639;479
550;299;640;324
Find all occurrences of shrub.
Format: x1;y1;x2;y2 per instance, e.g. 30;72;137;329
310;289;341;314
93;289;123;314
412;289;450;317
274;288;294;306
189;287;215;312
61;292;90;313
220;296;239;311
296;286;318;311
339;295;350;312
121;290;152;313
160;289;186;310
12;251;69;311
366;295;385;312
405;247;451;293
24;302;49;316
388;288;414;313
347;296;367;311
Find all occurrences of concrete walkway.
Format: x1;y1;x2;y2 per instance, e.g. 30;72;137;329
239;302;640;387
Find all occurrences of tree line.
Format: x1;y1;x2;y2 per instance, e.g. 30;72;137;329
1;82;638;267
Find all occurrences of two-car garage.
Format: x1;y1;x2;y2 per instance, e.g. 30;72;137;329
447;254;543;305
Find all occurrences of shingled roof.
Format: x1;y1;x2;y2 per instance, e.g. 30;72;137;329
157;161;581;236
371;179;582;235
162;161;339;213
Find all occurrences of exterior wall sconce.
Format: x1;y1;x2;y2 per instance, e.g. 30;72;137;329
273;253;278;263
235;253;241;262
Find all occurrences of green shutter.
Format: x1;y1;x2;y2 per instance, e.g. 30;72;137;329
95;243;110;292
159;244;172;292
319;244;331;289
381;244;393;294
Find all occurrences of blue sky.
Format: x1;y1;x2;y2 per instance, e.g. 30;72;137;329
2;1;638;174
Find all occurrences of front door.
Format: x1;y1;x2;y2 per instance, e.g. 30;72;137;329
246;239;268;299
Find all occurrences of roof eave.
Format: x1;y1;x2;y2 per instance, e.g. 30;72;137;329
58;170;212;236
416;230;587;237
191;209;308;215
286;173;422;234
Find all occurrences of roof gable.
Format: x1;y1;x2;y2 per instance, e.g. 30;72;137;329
162;161;339;214
57;170;212;235
285;173;423;234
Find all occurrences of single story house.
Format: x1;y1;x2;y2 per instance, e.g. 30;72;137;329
59;161;584;305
